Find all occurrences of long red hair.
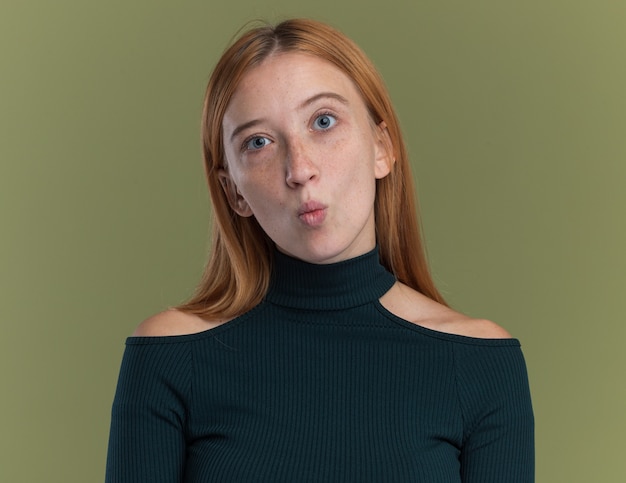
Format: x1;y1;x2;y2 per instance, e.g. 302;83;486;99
178;18;446;319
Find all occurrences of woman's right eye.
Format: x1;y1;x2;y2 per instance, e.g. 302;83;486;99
244;136;272;151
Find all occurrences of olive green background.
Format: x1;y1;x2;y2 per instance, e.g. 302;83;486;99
1;0;624;481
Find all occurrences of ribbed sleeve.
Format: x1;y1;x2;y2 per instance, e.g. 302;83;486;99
105;340;192;483
455;342;535;482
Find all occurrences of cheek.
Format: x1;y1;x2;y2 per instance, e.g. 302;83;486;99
235;171;283;212
333;141;378;183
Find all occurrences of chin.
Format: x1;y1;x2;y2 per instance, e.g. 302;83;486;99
277;239;366;265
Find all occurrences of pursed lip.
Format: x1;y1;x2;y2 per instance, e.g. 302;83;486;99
297;200;327;227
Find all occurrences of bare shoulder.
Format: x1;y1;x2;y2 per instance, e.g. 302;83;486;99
435;317;513;339
379;282;513;339
132;308;227;337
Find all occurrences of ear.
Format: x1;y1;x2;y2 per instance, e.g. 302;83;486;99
217;169;254;217
373;121;394;179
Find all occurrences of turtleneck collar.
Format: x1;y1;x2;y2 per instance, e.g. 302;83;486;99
265;247;397;311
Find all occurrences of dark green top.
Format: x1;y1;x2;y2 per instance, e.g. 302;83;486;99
106;248;534;482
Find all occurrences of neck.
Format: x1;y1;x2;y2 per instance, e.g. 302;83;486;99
265;246;396;310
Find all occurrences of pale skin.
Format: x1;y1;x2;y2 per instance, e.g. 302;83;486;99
134;52;511;340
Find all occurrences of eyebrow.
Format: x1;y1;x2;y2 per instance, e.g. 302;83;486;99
298;92;349;110
228;92;349;143
229;119;266;142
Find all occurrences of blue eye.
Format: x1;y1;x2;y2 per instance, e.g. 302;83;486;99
313;113;336;130
245;136;272;151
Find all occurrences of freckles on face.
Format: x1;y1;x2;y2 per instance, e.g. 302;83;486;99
218;52;391;263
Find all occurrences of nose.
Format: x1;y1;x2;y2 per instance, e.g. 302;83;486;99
285;138;319;188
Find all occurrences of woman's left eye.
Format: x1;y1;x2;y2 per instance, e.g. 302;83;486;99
312;113;337;131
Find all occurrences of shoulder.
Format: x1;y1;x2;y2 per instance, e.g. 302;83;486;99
379;282;513;339
428;316;513;339
132;308;227;337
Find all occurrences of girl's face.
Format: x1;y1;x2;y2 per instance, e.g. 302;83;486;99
220;52;392;264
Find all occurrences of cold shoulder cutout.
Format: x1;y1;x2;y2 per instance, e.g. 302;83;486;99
378;281;514;340
452;317;513;339
132;309;227;337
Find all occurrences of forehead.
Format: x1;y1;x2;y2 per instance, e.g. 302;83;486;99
224;52;366;119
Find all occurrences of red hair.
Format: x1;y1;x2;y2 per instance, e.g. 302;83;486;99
178;18;446;319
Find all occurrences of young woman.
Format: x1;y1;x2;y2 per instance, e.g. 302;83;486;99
106;18;534;482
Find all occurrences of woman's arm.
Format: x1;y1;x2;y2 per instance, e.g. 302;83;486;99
456;342;535;482
105;338;191;482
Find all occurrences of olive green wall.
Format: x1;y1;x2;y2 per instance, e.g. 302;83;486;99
1;0;624;481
